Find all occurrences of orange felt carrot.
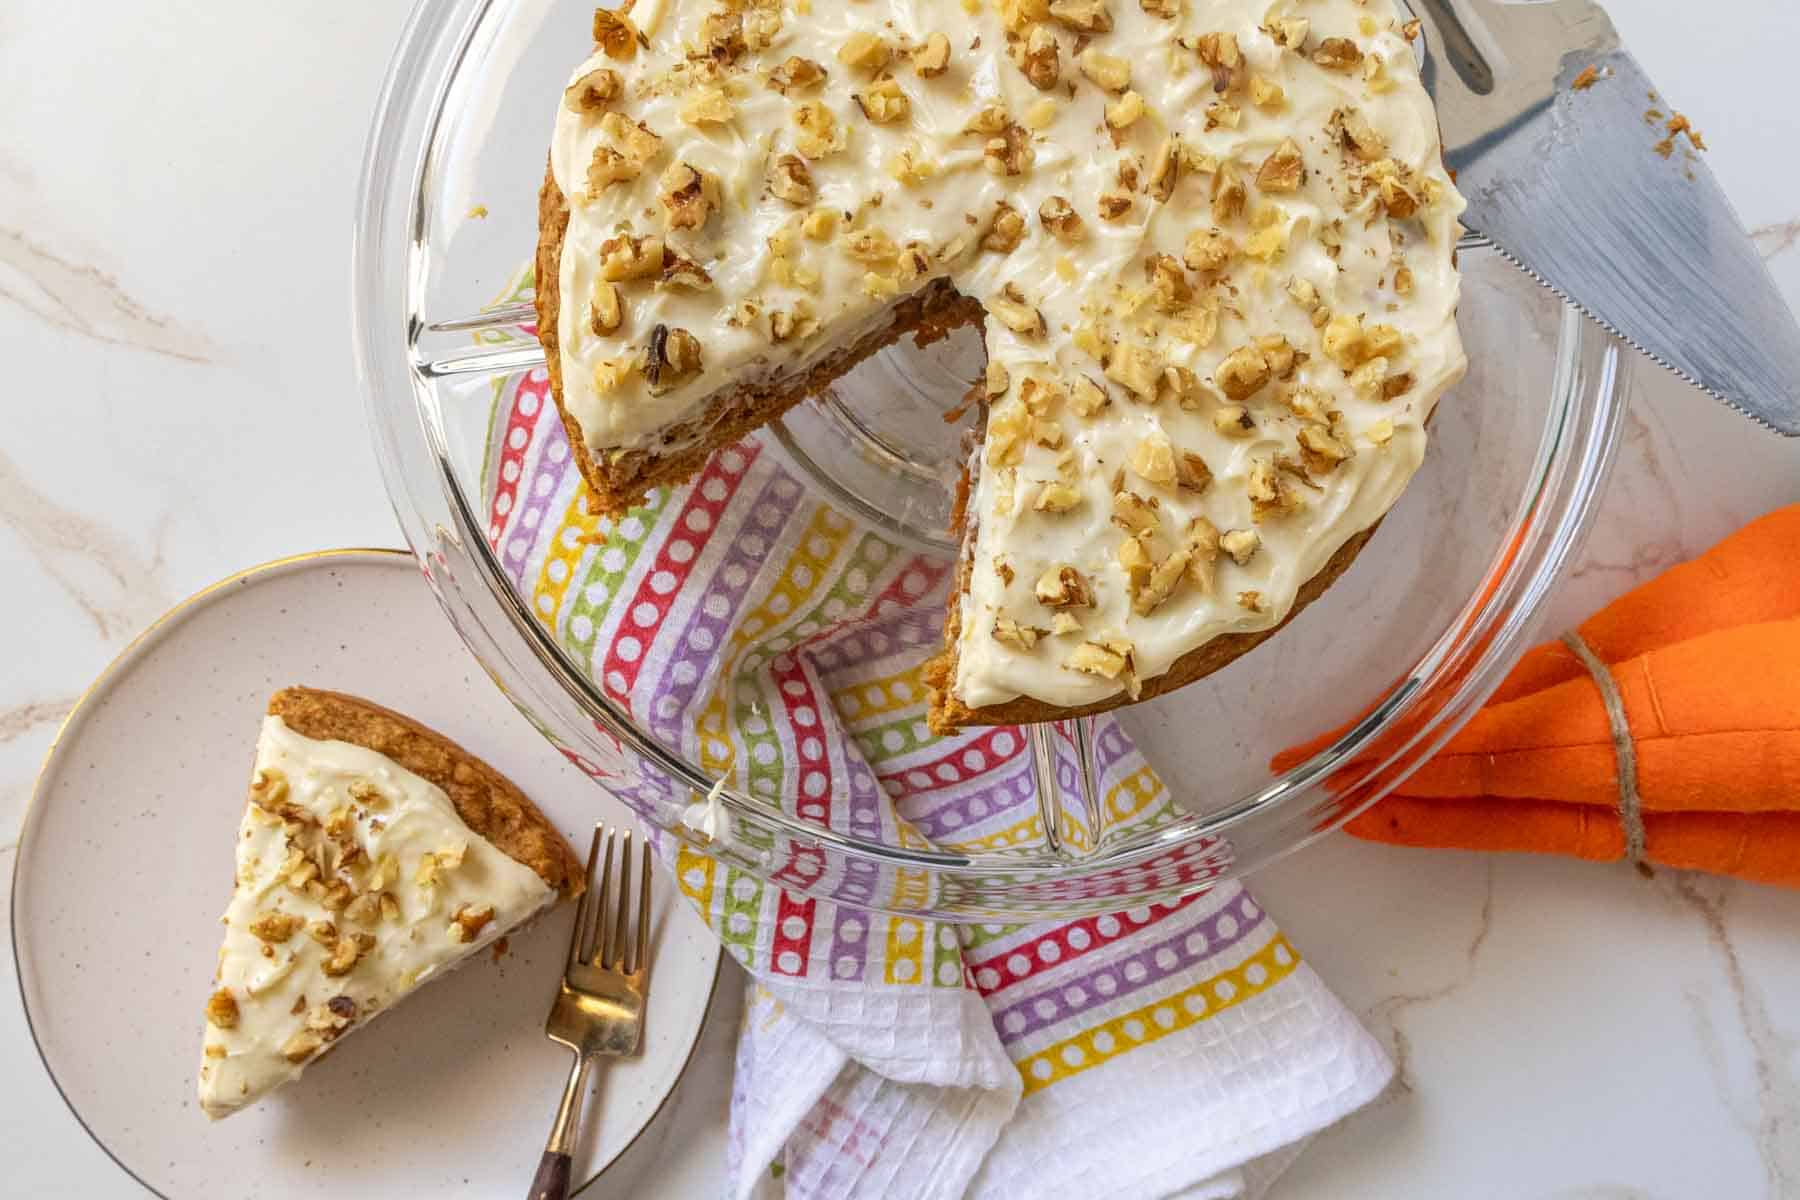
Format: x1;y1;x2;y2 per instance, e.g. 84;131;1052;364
1275;506;1800;888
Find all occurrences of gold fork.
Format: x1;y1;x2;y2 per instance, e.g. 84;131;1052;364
529;823;651;1200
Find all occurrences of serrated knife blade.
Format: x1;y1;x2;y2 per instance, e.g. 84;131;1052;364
1415;0;1800;434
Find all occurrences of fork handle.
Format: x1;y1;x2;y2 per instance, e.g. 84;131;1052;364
530;1053;593;1200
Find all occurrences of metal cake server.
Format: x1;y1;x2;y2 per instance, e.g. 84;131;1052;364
1415;0;1800;434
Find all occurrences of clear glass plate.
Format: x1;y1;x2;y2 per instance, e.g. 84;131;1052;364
355;0;1627;920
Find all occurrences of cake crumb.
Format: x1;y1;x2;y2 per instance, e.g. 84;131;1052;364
1570;65;1601;91
467;204;489;219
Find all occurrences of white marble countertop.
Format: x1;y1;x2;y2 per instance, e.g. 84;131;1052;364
4;2;1799;1196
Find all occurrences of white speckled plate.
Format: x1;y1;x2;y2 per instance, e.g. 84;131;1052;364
12;550;722;1198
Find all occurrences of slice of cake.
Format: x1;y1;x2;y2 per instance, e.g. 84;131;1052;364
537;1;1467;728
197;688;583;1119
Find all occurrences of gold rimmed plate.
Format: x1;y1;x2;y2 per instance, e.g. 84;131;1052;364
12;550;722;1197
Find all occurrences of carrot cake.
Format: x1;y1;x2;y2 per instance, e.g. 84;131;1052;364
197;688;582;1119
537;0;1466;728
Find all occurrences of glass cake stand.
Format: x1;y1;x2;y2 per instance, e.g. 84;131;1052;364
354;0;1628;920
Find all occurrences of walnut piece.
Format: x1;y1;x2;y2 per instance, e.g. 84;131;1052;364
1130;431;1177;486
1035;565;1095;608
281;1029;324;1064
586;281;624;335
1106;343;1162;400
1176;451;1213;493
1066;640;1132;685
1220;528;1260;565
599;232;665;282
1098;189;1134;221
1016;24;1061;90
639;325;704;395
792;101;845;157
564;67;622;113
1194;32;1246;93
1256;138;1306;192
769;155;815;205
1079;49;1131;92
1312;38;1363;71
856;79;911;123
449;904;497;944
248;911;304;944
993;616;1046;650
1050;0;1114;33
987;285;1046;337
658;162;718;231
983;204;1027;253
1215;342;1272;401
768;56;828;95
914;32;952;77
1034;481;1083;512
206;988;239;1030
838;32;892;71
591;9;640;60
1183;228;1237;273
1038;195;1085;241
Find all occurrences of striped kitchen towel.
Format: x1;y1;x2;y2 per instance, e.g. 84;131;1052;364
480;283;1391;1198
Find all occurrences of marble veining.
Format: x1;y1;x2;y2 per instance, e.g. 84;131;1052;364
1670;876;1800;1196
0;449;173;641
1752;218;1800;262
0;699;75;744
0;226;216;364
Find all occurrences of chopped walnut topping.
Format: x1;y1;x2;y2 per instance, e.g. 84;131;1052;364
1071;376;1111;417
1036;565;1095;608
983;203;1027;253
1141;0;1178;16
1394;265;1415;296
844;228;898;264
1015;23;1061;90
1105;343;1162;400
1148;138;1180;201
306;918;338;946
856;79;911;123
1145;254;1192;312
321;931;376;978
248;911;303;944
586;114;662;194
1038;195;1084;242
1215;342;1272;401
1322;313;1366;369
1079;49;1131;92
599;232;665;282
449;904;497;944
965;104;1011;135
768;56;828;94
1158;366;1202;408
1265;15;1310;48
1130;430;1178;486
592;9;640;60
1220;528;1260;565
1333;107;1388;161
1212;166;1246;223
680;86;736;126
792;101;844;157
1049;0;1114;33
1110;489;1160;536
1104;90;1146;132
1050;612;1084;635
343;891;382;926
1237;590;1267;613
658;162;719;231
1097;189;1134;221
1213;404;1255;436
1066;641;1133;688
986;285;1046;337
770;155;815;205
1256;333;1303;380
914;32;952;77
1248;458;1304;520
564;66;623;113
1194;32;1246;93
985;361;1011;397
698;11;746;64
206;988;239;1030
1134;542;1192;616
837;31;892;71
1250;75;1285;109
639;325;704;394
1312;38;1364;71
1183;228;1237;274
281;1029;324;1064
320;879;353;912
1298;421;1353;474
1176;452;1213;493
1256;139;1306;192
769;300;820;343
993;616;1046;650
1034;481;1083;512
983;124;1034;175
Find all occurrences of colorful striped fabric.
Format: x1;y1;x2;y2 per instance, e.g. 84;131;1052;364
482;301;1390;1197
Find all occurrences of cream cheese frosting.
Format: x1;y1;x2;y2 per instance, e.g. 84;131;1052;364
549;0;1466;712
197;716;555;1119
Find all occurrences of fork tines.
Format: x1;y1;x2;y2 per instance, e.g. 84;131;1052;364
569;823;652;977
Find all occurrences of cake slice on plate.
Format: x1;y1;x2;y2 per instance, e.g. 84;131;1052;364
197;687;583;1120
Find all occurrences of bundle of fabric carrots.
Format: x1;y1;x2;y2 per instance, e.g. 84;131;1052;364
1288;505;1800;888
